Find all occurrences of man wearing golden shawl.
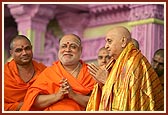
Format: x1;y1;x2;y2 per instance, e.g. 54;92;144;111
4;35;46;111
86;26;164;111
20;34;95;111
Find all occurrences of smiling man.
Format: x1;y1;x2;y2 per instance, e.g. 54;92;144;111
20;34;95;111
4;35;46;111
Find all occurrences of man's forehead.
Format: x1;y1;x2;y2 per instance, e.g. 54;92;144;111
98;51;109;56
60;36;80;45
13;44;31;49
154;55;164;60
13;41;30;47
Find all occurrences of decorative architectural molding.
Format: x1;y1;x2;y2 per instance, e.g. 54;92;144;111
129;4;164;21
4;4;164;65
33;31;59;66
81;37;106;61
88;4;130;27
7;4;56;23
128;18;164;26
56;12;89;38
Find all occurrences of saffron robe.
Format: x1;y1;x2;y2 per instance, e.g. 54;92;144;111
20;60;95;111
86;42;164;111
4;59;46;111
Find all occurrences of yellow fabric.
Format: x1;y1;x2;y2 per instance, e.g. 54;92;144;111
86;42;164;111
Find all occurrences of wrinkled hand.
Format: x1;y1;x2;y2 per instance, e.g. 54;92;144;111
87;63;109;87
59;78;75;99
58;78;69;100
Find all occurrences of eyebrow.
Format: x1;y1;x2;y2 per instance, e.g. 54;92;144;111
61;42;80;47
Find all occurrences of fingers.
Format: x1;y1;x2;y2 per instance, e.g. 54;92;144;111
60;85;69;94
87;63;99;76
88;63;99;71
59;78;71;95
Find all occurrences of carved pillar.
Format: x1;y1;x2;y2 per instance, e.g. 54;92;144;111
7;4;55;57
129;4;164;62
56;12;89;38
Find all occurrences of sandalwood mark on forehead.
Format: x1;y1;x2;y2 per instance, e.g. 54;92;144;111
67;42;69;44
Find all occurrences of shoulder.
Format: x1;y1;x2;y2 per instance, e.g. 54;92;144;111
4;59;16;69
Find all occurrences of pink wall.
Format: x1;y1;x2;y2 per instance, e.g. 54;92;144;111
4;4;164;66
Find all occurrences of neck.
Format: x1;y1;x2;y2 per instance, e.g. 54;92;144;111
63;62;80;74
17;62;34;72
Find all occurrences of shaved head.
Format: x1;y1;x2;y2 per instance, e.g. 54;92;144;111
107;26;131;43
97;47;111;67
105;26;132;60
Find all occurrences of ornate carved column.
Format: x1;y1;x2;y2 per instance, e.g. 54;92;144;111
56;12;89;38
7;4;56;57
129;4;164;62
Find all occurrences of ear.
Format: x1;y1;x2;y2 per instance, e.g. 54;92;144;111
10;50;13;57
121;37;127;48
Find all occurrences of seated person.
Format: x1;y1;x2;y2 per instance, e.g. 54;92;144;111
4;35;46;111
20;34;96;111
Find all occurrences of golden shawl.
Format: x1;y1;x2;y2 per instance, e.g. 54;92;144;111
20;60;95;111
4;59;46;111
86;42;164;111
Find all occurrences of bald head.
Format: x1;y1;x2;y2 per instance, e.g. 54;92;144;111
152;49;164;77
108;26;131;42
97;47;111;67
154;49;164;58
105;26;132;60
10;35;31;50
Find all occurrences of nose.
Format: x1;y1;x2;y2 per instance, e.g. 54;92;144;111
22;49;27;55
65;46;71;51
102;57;106;62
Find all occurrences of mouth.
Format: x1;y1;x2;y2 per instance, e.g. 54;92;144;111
21;55;30;59
63;54;73;57
21;57;30;61
107;49;111;52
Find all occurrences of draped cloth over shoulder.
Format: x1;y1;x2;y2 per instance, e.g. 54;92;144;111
4;59;46;111
20;60;95;111
86;42;164;111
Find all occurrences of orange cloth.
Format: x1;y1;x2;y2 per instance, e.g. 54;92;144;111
4;59;46;111
20;60;95;111
86;42;164;111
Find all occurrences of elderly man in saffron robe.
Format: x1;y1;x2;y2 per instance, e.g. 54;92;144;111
4;35;46;111
20;34;95;111
86;26;164;111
